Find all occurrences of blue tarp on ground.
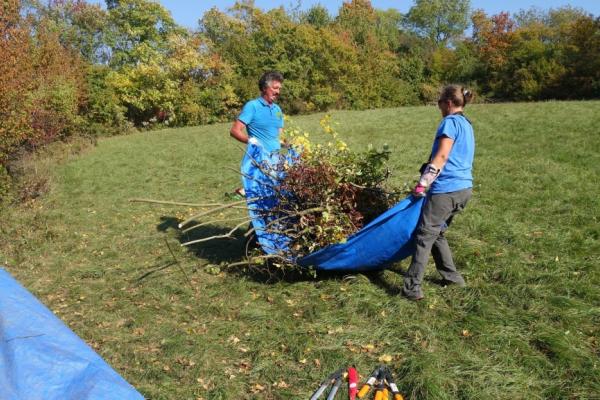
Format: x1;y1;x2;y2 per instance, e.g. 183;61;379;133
241;145;425;271
0;268;144;400
298;195;425;271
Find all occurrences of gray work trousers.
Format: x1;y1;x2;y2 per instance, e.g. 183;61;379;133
403;188;472;298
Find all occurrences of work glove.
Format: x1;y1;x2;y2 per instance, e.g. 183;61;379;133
413;183;427;197
413;163;441;197
248;137;261;147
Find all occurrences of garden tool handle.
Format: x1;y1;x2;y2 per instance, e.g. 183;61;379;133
357;383;371;398
326;377;342;400
310;384;328;400
357;367;379;398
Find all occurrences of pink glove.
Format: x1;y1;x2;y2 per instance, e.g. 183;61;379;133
413;183;427;197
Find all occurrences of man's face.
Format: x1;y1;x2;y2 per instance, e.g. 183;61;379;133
262;81;282;103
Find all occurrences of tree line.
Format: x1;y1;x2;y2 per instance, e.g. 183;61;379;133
1;0;599;169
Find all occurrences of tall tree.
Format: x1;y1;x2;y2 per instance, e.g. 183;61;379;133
106;0;184;68
336;0;377;46
560;15;600;98
301;4;331;28
44;0;110;64
405;0;471;47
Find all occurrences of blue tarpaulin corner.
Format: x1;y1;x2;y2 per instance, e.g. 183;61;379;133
0;268;144;400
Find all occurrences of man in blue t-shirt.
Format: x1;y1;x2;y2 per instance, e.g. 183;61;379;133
230;71;284;153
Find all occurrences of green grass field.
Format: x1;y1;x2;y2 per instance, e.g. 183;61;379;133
1;101;599;399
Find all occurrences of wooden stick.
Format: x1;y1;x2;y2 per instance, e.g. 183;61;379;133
181;216;251;234
243;207;324;238
129;198;222;207
225;254;285;269
178;198;257;228
180;219;251;246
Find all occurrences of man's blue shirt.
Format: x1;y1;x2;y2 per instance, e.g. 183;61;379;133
238;97;284;152
430;114;475;194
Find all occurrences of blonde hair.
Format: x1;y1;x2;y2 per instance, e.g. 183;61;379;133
439;85;474;107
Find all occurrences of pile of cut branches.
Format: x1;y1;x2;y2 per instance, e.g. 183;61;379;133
132;115;405;270
244;115;403;262
272;116;400;258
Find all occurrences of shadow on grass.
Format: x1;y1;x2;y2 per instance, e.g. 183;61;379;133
158;216;248;265
155;215;353;284
155;216;420;288
364;267;406;296
364;265;465;296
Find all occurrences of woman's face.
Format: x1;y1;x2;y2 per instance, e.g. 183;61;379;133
438;98;451;117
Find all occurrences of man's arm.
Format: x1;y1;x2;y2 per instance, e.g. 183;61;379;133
230;120;249;144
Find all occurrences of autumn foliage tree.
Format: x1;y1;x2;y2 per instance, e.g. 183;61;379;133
0;0;34;167
0;0;86;167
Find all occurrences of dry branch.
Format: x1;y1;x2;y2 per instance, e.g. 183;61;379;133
129;198;222;207
180;219;252;246
177;198;256;228
181;215;251;234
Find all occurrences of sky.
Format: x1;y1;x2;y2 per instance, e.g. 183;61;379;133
89;1;600;29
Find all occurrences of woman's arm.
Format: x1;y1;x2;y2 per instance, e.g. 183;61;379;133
414;136;454;196
430;136;454;169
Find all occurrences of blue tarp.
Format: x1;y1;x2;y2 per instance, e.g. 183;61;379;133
241;142;292;255
298;195;425;271
0;268;144;400
241;145;425;271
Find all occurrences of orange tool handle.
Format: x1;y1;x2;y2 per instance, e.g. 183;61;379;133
374;389;384;400
357;384;371;398
394;395;404;400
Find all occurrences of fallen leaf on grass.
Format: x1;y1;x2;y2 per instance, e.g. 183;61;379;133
251;383;266;393
378;354;393;363
273;380;289;388
361;343;375;352
196;378;210;390
236;360;252;373
327;327;343;335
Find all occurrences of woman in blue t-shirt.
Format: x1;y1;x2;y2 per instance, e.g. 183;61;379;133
402;85;475;300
